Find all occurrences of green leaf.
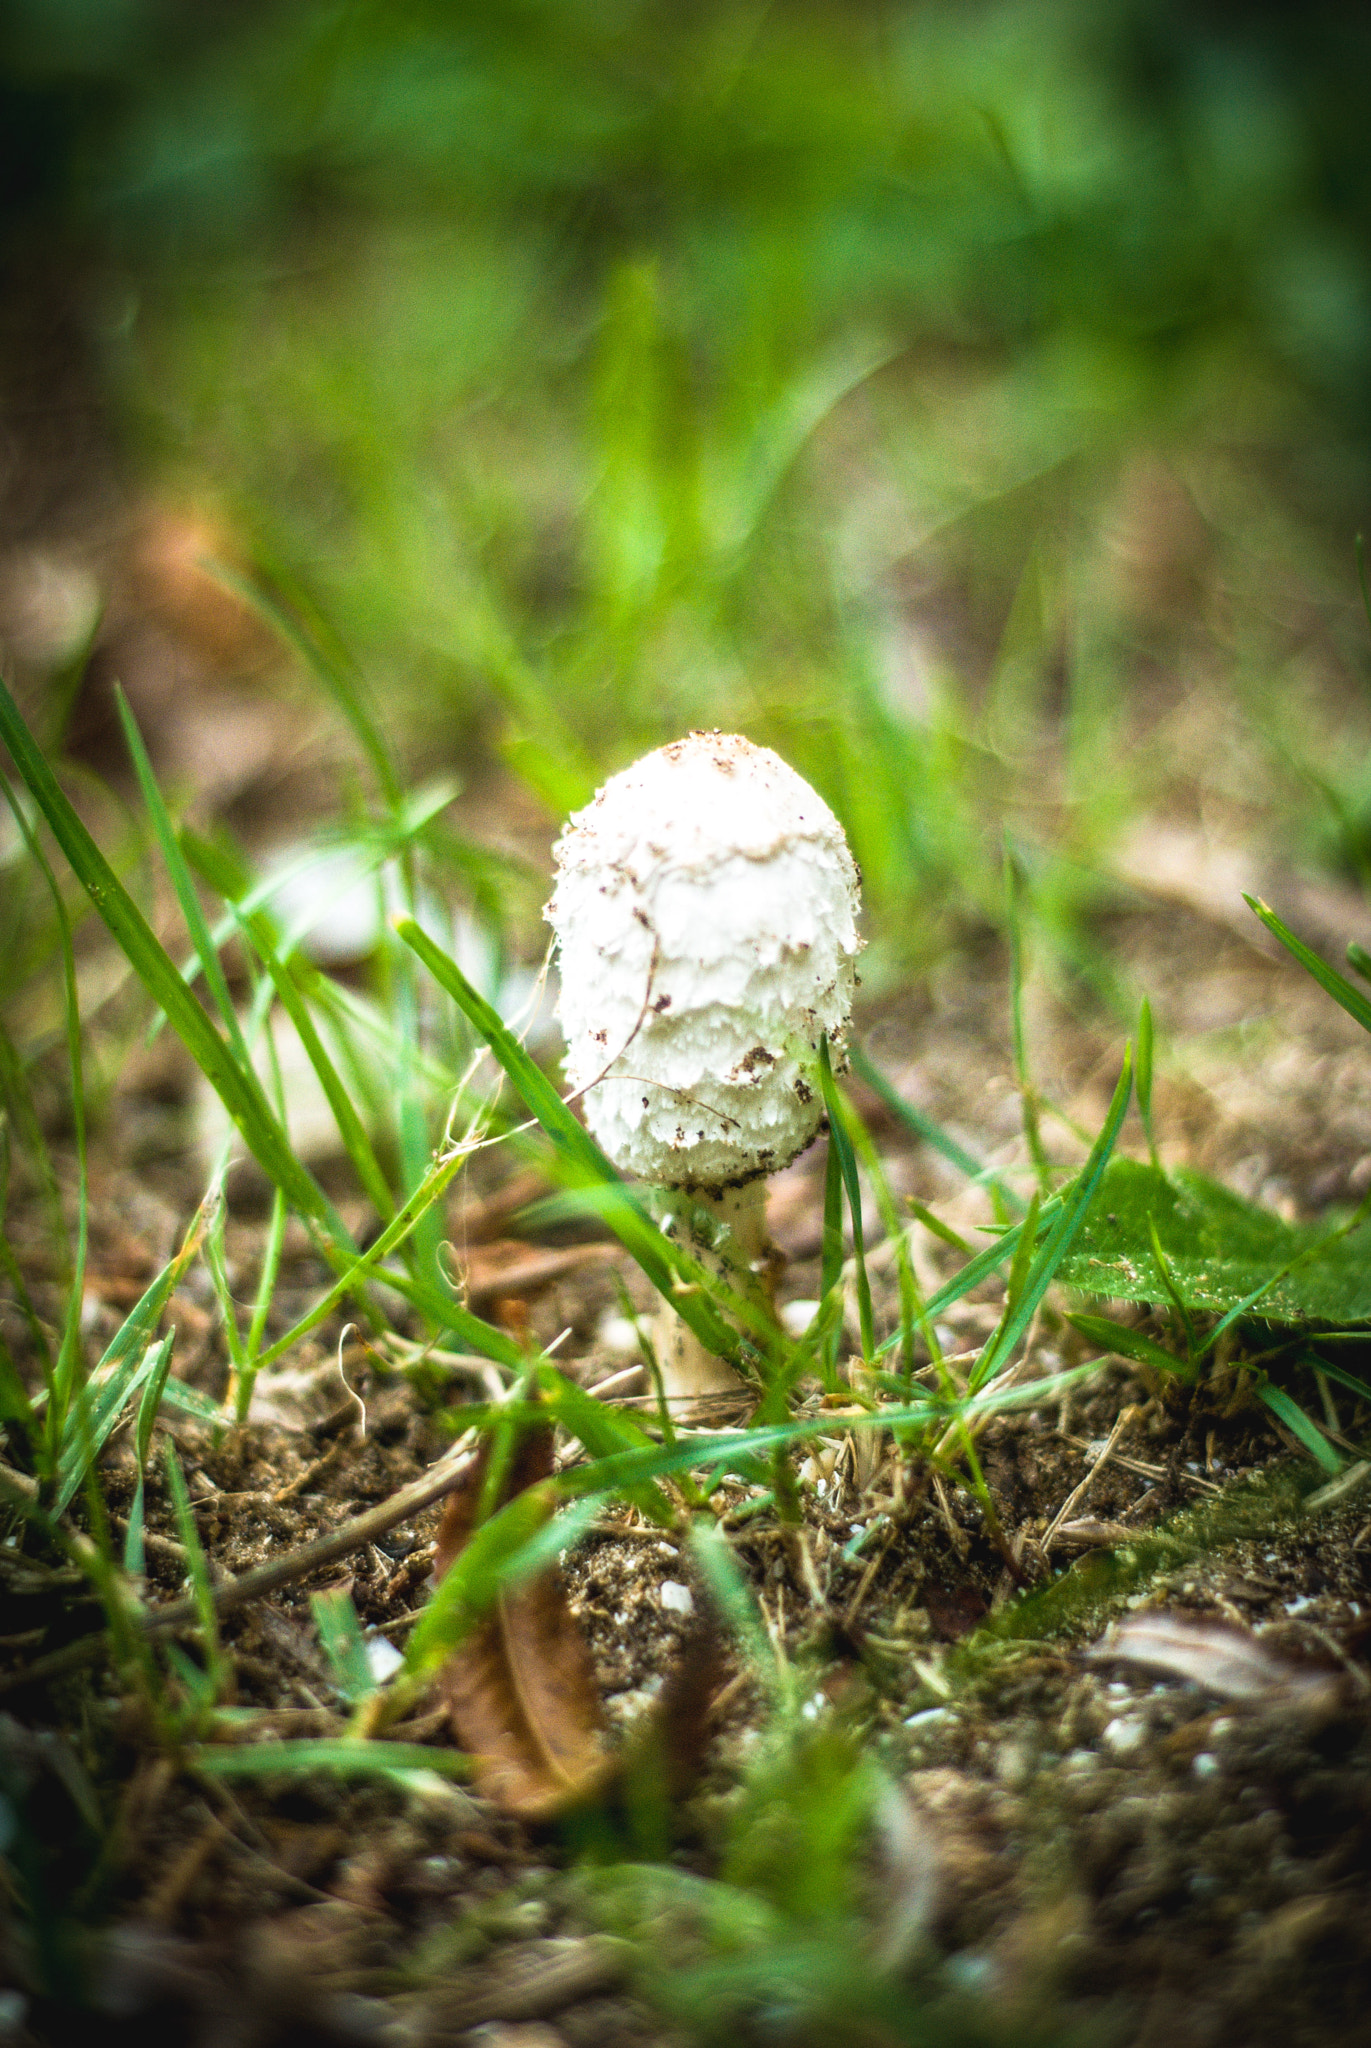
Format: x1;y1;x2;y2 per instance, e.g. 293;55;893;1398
179;829;396;1224
1058;1158;1371;1325
312;1588;376;1702
55;1334;167;1519
1136;993;1159;1170
122;1331;178;1577
536;1363;677;1527
849;1045;1025;1216
116;689;250;1066
205;560;402;807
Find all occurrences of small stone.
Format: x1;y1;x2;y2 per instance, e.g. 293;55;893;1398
1102;1715;1148;1758
659;1580;694;1615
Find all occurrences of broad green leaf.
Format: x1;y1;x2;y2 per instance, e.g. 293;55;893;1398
1059;1158;1371;1325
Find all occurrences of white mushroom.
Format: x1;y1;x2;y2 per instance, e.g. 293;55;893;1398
545;730;862;1397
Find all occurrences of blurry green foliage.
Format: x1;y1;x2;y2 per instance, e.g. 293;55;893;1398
6;1;1371;955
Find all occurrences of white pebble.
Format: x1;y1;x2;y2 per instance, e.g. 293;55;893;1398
1102;1715;1147;1758
659;1580;694;1615
365;1636;405;1683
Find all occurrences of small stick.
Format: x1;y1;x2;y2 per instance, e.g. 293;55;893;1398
1042;1406;1135;1555
0;1436;478;1697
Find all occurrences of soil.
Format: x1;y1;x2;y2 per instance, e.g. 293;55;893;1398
4;872;1371;2048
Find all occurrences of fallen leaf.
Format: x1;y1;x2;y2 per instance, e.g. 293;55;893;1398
432;1426;610;1819
1087;1610;1339;1703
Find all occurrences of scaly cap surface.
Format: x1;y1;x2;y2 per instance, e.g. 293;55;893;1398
546;731;861;1187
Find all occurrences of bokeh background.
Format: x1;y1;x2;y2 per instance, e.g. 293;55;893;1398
5;0;1371;995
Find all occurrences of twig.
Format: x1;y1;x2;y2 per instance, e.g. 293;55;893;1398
1042;1405;1137;1556
0;1436;478;1697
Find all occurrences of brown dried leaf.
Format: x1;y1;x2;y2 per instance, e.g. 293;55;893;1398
432;1426;610;1820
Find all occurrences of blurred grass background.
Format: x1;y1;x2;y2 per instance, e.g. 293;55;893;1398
4;0;1371;981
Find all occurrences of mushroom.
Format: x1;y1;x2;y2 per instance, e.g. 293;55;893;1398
545;730;862;1397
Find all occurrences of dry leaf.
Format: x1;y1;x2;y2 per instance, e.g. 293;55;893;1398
432;1427;611;1820
1087;1610;1338;1703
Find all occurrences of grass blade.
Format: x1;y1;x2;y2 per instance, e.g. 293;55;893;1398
181;824;396;1223
3;780;90;1461
190;1739;471;1783
1246;896;1371;1037
970;1045;1133;1391
1136;994;1160;1170
116;689;250;1065
1005;839;1051;1195
204;558;402;807
121;1332;177;1578
164;1439;227;1698
0;674;348;1244
394;915;755;1369
818;1038;874;1362
1258;1383;1343;1475
313;1588;376;1703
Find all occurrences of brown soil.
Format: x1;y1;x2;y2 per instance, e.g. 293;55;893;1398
4;872;1371;2048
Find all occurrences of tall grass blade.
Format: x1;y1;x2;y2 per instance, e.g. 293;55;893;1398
1004;839;1050;1193
204;558;402;807
121;1332;177;1577
394;915;754;1368
52;1197;210;1514
3;781;90;1458
163;1439;226;1698
180;825;396;1222
1136;994;1160;1170
1246;896;1371;1037
0;674;348;1244
191;1739;471;1784
818;1039;874;1362
312;1587;375;1703
116;689;249;1065
970;1046;1133;1391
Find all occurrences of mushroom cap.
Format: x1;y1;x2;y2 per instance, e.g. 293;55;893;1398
545;731;862;1188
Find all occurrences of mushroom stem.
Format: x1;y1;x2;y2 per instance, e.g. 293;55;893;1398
653;1181;776;1400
